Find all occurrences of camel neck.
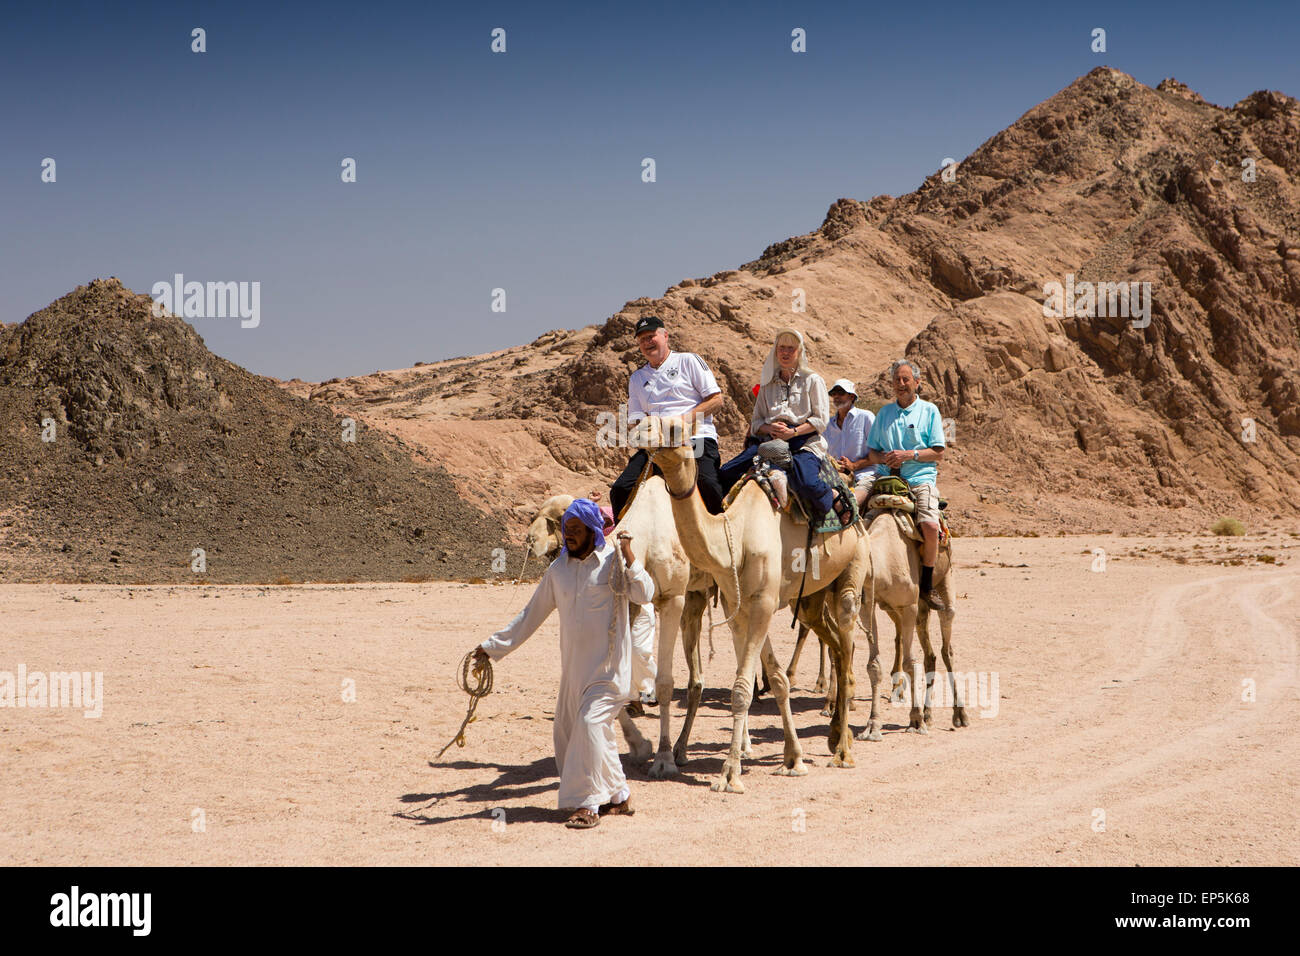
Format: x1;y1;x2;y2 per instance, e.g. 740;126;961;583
661;458;733;574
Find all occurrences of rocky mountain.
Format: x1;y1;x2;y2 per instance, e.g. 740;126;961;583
0;279;509;583
5;68;1297;586
289;68;1300;538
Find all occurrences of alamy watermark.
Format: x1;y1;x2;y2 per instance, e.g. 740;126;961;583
597;405;705;457
50;886;150;936
1;665;103;718
890;666;999;718
1042;273;1151;329
151;273;260;328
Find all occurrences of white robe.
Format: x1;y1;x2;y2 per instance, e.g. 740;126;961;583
631;603;657;697
481;542;655;810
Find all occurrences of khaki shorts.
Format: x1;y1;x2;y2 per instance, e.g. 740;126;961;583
912;482;941;527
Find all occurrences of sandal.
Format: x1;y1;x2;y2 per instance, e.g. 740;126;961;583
598;797;635;817
564;808;600;829
832;493;854;528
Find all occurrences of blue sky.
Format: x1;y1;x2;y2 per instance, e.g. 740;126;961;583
3;0;1297;379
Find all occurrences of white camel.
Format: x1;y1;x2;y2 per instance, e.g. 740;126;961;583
636;416;874;792
855;510;964;741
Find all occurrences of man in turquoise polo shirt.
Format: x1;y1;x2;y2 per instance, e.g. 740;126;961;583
866;359;948;611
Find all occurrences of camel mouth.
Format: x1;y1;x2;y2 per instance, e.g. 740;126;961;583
630;415;693;451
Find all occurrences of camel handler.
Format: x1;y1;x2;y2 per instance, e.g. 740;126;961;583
865;359;949;611
825;378;881;508
610;315;725;516
472;498;654;829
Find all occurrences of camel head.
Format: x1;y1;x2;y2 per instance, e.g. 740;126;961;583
629;416;697;494
524;494;575;560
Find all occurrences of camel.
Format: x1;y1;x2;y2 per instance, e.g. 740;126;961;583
523;481;712;778
634;416;873;793
854;509;965;742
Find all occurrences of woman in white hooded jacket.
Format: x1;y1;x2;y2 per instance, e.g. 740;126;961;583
718;328;850;525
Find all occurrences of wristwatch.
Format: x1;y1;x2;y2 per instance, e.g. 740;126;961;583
912;450;920;461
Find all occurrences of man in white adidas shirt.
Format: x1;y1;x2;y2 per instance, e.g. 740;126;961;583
610;315;725;515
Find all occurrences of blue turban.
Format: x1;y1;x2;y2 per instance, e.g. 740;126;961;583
560;498;606;554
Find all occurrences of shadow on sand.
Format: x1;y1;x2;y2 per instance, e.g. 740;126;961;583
399;689;912;823
397;756;560;826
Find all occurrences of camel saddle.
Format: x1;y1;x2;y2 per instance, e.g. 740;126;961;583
863;476;951;545
722;452;859;533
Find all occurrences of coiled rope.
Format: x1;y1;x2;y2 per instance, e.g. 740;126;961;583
434;544;532;760
435;649;494;759
704;510;743;662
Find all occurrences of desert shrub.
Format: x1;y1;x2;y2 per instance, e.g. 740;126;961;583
1211;518;1245;536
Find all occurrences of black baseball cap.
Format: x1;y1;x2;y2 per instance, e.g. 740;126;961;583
634;315;665;337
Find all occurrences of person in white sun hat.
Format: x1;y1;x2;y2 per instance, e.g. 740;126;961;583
824;378;882;508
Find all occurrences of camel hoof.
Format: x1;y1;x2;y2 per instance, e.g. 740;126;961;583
629;740;654;762
671;745;690;767
829;753;855;768
773;760;808;777
923;710;933;727
819;706;833;718
711;760;745;793
906;724;929;735
953;707;970;728
813;682;826;695
855;728;883;742
849;699;857;711
648;753;679;779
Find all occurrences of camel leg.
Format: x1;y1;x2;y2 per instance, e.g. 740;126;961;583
885;607;908;707
617;707;652;761
813;640;828;695
937;603;966;728
785;623;811;688
895;605;926;733
762;636;806;777
818;640;837;717
826;581;860;766
672;588;707;765
712;595;778;794
934;564;966;728
822;641;853;713
648;592;686;778
916;604;938;729
855;595;884;741
844;615;857;713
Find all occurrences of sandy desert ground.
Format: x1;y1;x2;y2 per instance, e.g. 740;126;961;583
2;533;1296;866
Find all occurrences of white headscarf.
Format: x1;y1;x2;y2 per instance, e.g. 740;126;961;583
760;328;812;385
